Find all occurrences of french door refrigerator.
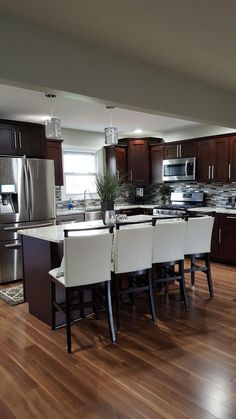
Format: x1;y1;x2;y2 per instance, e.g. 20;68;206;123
0;156;56;283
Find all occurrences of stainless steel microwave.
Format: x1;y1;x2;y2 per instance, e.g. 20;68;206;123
163;157;196;182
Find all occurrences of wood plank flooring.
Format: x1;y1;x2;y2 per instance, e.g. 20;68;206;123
0;262;235;418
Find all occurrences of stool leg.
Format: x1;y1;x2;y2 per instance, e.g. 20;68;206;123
191;257;195;286
206;253;214;298
148;268;157;322
113;274;121;331
179;260;189;310
105;281;116;343
65;288;72;354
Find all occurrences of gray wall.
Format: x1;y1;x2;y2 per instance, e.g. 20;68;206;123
1;11;236;128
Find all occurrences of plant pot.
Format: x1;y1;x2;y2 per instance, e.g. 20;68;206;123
101;201;114;224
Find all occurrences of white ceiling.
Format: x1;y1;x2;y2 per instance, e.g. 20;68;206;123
0;0;236;92
0;1;235;139
0;83;206;138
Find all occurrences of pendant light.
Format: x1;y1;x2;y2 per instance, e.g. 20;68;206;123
104;105;118;145
45;94;62;139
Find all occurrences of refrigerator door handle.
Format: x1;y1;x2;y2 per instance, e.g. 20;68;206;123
27;162;33;219
23;159;30;217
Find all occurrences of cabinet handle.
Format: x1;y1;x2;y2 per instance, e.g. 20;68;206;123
219;228;221;244
208;165;211;180
130;170;133;182
13;132;17;148
179;144;182;157
18;132;22;148
211;165;214;180
226;216;236;219
228;163;231;180
177;145;179;158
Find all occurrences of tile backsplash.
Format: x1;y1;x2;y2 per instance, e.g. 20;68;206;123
55;182;236;208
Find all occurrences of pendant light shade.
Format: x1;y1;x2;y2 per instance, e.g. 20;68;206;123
45;94;62;139
104;106;118;145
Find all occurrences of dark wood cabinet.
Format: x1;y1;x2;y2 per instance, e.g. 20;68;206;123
218;214;236;263
210;214;219;259
229;135;236;182
0;123;18;155
0;120;46;157
150;145;164;183
165;140;197;159
128;139;150;184
105;145;127;178
46;140;64;186
198;137;229;183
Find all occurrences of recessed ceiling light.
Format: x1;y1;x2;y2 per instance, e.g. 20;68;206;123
134;129;143;134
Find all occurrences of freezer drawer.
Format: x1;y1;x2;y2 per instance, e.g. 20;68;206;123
0;240;22;283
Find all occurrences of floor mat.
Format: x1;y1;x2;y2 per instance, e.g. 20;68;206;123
0;284;24;305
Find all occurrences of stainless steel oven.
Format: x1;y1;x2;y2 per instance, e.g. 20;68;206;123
163;157;196;182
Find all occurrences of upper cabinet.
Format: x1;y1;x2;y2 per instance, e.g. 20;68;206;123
150;145;165;183
46;140;64;186
0;120;46;158
105;138;162;185
105;145;127;179
198;137;229;183
165;140;198;159
229;135;236;182
127;139;150;184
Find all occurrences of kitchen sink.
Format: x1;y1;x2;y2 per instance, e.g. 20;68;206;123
84;210;102;221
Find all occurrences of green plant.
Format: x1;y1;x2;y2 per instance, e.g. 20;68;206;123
95;170;124;202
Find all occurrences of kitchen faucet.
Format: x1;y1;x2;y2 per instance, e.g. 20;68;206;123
83;189;92;207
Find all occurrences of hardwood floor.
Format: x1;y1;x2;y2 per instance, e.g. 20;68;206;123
0;262;236;418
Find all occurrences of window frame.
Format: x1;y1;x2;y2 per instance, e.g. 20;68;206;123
61;149;98;201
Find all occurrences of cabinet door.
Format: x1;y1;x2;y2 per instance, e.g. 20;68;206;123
128;139;150;184
164;143;178;159
210;214;219;259
46;140;64;186
115;146;127;178
105;146;127;178
211;137;229;183
229;135;236;182
180;141;198;158
0;124;18;155
197;140;212;182
17;125;45;158
219;215;236;262
151;145;164;183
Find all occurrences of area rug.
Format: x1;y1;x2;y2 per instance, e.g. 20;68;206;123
0;284;24;306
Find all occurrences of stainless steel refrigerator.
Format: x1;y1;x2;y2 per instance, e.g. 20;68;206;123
0;156;56;283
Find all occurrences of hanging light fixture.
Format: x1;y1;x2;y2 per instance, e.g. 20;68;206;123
45;94;62;139
104;105;118;145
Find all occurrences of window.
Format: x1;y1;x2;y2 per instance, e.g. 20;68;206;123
63;150;97;196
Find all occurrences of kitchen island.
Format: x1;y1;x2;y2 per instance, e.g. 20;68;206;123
20;216;152;327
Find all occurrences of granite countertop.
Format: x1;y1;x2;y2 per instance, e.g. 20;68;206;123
187;207;236;214
56;204;156;217
19;215;153;243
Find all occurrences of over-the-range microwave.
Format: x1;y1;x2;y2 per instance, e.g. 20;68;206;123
163;157;196;182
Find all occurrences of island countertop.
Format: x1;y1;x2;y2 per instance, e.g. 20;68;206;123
18;215;152;243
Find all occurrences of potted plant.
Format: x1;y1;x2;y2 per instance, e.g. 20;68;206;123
159;184;171;205
95;169;124;223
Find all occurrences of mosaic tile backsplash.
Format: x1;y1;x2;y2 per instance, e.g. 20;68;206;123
55;182;236;208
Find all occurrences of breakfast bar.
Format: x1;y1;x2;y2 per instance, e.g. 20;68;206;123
20;216;153;327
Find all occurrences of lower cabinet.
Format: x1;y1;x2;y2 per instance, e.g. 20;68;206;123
218;214;236;263
209;213;236;264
